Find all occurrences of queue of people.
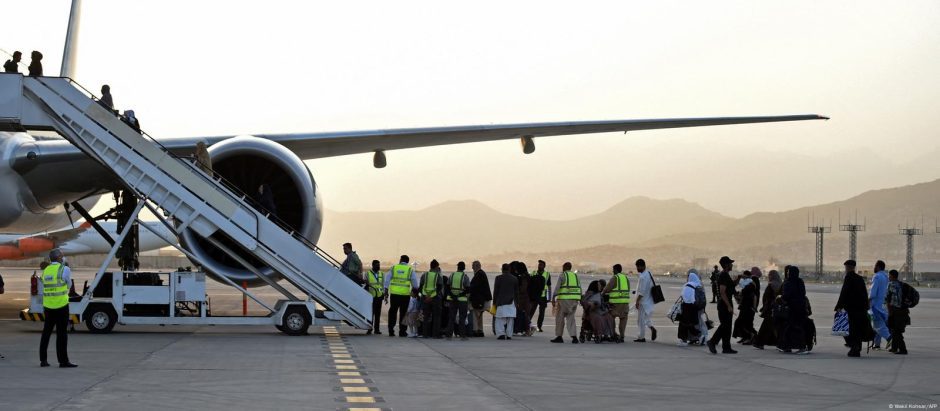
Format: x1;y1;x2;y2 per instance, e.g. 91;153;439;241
340;246;918;359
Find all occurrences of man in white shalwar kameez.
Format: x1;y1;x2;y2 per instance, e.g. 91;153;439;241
634;259;658;342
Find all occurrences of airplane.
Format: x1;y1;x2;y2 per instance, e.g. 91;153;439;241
0;1;827;286
0;221;174;261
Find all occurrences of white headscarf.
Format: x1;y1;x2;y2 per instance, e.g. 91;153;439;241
682;269;701;304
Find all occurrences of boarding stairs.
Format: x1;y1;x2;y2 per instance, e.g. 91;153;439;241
0;74;372;329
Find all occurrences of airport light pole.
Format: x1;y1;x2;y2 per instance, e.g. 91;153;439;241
899;226;923;283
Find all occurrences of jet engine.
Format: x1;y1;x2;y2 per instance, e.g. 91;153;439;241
178;136;324;287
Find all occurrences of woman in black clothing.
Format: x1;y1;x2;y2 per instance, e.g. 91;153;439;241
733;270;758;344
780;266;808;353
753;269;783;349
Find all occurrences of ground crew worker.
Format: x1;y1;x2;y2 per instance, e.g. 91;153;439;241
420;260;445;339
384;255;418;337
364;260;384;335
446;261;471;340
531;260;551;332
550;262;582;344
602;263;631;342
39;249;77;368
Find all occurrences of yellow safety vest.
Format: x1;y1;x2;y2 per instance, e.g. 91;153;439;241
609;273;631;303
448;271;467;302
366;270;384;298
557;271;582;300
42;263;69;309
388;264;413;296
532;270;551;298
422;270;440;298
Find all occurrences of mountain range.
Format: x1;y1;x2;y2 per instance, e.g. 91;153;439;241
319;178;940;270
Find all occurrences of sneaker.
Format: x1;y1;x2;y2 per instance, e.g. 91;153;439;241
634;338;646;343
507;337;512;340
366;329;373;335
538;327;543;333
375;330;382;335
707;341;717;354
871;345;882;351
895;351;908;355
795;350;810;355
722;349;738;354
572;336;579;344
777;348;792;353
59;363;78;368
40;362;50;367
753;345;764;350
676;340;689;347
497;335;506;340
651;327;658;341
550;336;564;343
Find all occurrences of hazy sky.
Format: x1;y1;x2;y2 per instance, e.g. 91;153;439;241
4;1;939;220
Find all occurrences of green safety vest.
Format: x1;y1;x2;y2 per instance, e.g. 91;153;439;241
609;273;631;303
42;263;69;309
422;270;440;298
556;271;582;300
448;271;467;302
532;270;551;298
366;270;384;298
388;264;413;296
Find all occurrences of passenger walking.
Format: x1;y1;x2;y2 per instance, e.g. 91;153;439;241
446;261;471;340
385;255;418;337
257;184;277;215
835;260;870;358
3;50;21;73
780;265;809;354
364;260;384;335
582;280;614;343
753;269;783;349
98;85;116;113
869;260;891;350
492;263;519;340
339;243;363;285
511;262;532;335
550;262;581;344
707;256;737;354
419;260;444;339
39;249;77;368
195;141;212;175
634;259;658;342
677;269;705;346
886;270;909;355
0;270;4;359
27;50;42;76
526;261;546;331
710;265;720;303
405;289;421;338
469;261;492;337
530;260;551;332
602;263;631;342
732;270;758;345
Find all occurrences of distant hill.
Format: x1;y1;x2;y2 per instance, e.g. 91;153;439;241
320;197;731;262
320;178;940;270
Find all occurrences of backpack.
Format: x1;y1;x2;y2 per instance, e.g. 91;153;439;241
688;284;706;310
901;282;920;309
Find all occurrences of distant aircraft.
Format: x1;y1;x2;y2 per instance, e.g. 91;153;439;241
0;221;174;261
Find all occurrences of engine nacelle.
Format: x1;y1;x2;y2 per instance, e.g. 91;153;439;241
178;136;324;287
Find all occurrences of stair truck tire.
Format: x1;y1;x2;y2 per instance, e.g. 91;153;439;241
84;304;117;334
281;306;311;336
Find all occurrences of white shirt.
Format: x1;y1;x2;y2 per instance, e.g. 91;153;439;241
636;270;655;313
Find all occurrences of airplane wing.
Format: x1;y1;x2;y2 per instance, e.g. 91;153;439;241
162;114;828;159
24;114;827;165
42;223;90;244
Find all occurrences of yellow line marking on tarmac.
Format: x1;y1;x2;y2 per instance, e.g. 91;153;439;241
336;365;359;370
342;387;371;393
345;397;375;403
332;353;352;358
338;371;361;377
340;378;366;384
347;408;382;411
334;359;355;364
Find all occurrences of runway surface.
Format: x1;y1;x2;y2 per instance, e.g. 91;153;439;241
1;267;938;410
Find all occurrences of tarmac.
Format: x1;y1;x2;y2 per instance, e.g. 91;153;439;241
1;267;938;410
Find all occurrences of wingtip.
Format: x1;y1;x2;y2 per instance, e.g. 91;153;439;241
817;115;830;120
